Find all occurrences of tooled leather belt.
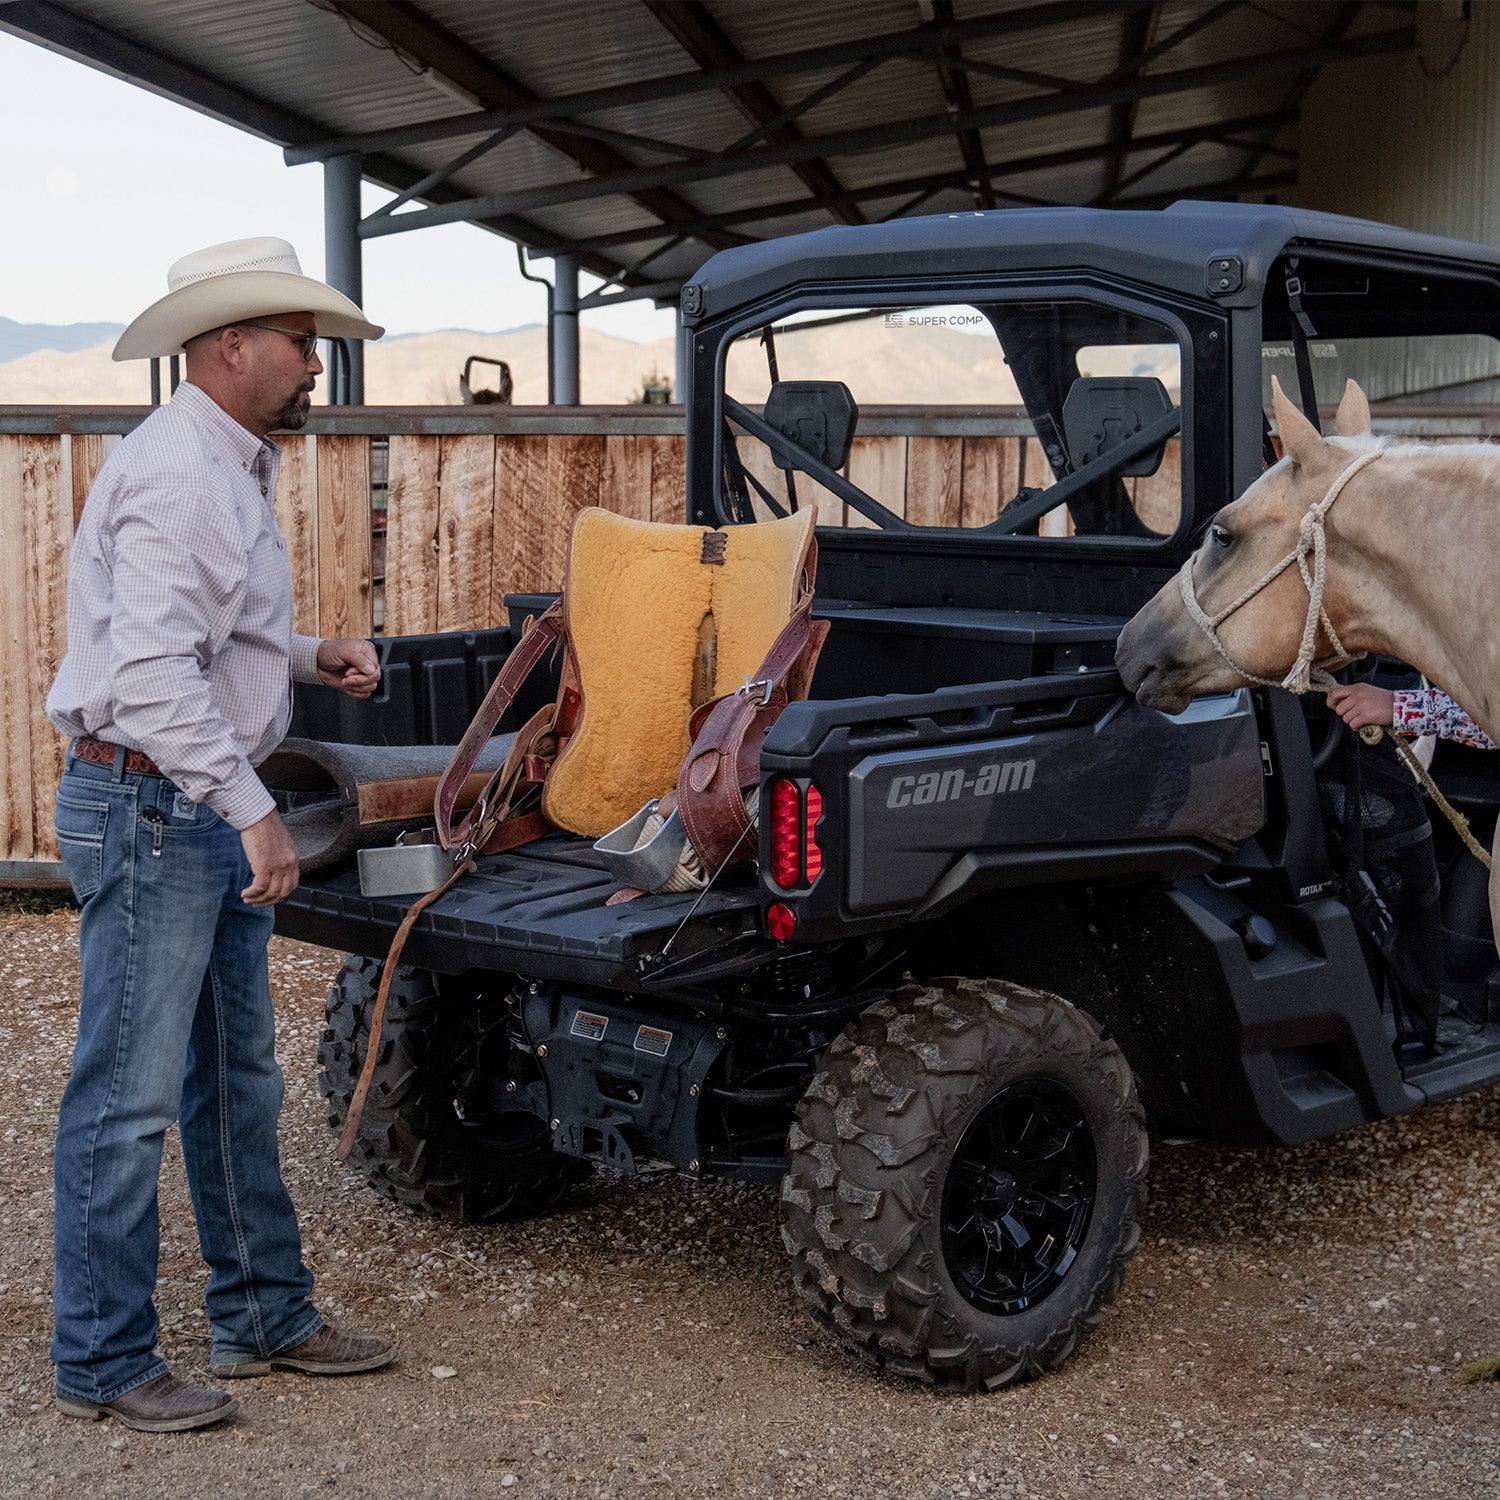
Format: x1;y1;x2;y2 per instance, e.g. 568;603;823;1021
72;736;163;777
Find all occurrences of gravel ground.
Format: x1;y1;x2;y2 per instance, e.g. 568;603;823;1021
6;902;1500;1499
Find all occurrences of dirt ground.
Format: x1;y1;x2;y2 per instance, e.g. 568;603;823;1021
5;903;1500;1499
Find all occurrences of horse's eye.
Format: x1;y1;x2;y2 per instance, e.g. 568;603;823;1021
1210;524;1233;549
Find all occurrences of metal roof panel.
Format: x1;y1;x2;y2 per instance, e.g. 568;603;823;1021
0;0;1417;299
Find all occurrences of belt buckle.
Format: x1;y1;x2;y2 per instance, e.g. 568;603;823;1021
737;675;773;707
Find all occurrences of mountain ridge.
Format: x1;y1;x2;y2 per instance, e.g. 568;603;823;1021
0;317;127;363
0;321;1083;406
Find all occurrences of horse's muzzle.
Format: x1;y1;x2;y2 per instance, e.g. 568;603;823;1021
1115;607;1197;714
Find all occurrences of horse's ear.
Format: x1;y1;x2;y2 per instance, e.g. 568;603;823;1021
1335;379;1372;437
1271;375;1327;468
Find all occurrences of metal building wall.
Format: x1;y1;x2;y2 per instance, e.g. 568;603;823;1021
1298;4;1499;244
1294;5;1500;400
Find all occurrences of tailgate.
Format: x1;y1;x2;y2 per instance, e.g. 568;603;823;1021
759;671;1265;940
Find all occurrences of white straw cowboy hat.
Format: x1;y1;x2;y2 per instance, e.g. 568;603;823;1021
112;236;383;361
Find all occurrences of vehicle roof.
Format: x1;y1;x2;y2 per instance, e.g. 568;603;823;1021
685;200;1500;324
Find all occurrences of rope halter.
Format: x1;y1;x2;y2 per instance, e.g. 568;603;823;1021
1178;448;1383;697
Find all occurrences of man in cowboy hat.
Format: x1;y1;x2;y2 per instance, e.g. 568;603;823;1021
46;237;395;1432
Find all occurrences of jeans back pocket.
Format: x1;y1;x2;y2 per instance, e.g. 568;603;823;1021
55;794;109;902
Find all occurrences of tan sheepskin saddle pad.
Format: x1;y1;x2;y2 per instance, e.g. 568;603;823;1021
544;506;816;836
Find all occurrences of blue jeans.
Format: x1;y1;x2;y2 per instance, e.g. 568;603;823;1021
51;753;319;1403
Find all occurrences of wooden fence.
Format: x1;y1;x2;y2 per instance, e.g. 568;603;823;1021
2;403;1497;878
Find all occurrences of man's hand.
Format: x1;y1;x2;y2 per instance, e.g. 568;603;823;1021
316;638;381;698
1326;682;1395;731
241;808;300;906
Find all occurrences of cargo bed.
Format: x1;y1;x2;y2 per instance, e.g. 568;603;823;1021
275;832;766;993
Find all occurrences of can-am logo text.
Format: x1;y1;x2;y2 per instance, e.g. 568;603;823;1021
886;760;1036;809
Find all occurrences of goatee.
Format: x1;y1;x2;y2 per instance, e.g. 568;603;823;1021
276;392;312;431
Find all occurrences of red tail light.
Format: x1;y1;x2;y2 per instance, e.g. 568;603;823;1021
765;776;824;890
768;777;801;887
766;902;797;940
804;784;824;882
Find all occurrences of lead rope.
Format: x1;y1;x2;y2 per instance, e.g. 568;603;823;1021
1178;445;1492;871
337;851;476;1161
1368;725;1492;870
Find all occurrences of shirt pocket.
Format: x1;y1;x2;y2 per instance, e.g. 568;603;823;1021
55;794;109;902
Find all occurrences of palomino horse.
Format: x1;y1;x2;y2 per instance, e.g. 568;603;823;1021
1116;375;1500;934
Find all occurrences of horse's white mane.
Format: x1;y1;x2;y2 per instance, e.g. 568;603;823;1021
1326;434;1500;490
1365;434;1500;463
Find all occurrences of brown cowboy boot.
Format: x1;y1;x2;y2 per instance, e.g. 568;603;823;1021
212;1322;396;1378
56;1371;239;1432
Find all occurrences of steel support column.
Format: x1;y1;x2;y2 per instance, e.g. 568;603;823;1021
551;254;580;406
324;153;364;403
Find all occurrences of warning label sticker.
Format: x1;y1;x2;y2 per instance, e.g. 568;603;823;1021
634;1024;673;1057
570;1010;609;1042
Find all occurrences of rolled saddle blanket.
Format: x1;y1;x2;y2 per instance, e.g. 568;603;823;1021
259;735;516;873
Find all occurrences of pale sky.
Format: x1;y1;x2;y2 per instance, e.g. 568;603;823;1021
0;30;676;343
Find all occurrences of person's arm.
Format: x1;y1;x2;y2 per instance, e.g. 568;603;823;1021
107;474;274;829
1328;683;1499;750
237;810;300;905
1394;687;1497;750
1325;682;1393;732
315;637;381;697
289;633;323;685
289;632;381;698
107;476;300;905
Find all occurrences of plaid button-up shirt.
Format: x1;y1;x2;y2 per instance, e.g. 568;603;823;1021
47;381;322;829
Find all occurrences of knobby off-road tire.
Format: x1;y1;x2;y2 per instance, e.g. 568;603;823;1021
781;977;1148;1390
319;955;585;1224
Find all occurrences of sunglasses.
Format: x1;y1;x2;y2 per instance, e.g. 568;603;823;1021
241;322;320;361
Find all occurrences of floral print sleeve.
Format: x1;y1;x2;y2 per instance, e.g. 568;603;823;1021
1391;687;1497;750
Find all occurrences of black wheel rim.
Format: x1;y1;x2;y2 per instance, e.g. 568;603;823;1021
940;1077;1097;1315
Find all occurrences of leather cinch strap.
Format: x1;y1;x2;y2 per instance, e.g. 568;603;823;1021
435;600;565;854
675;594;828;872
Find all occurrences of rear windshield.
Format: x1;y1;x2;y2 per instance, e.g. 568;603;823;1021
716;296;1186;543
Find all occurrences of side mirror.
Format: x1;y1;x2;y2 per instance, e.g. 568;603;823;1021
762;381;859;473
1062;376;1174;478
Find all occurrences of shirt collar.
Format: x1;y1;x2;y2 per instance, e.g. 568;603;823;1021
171;381;279;471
